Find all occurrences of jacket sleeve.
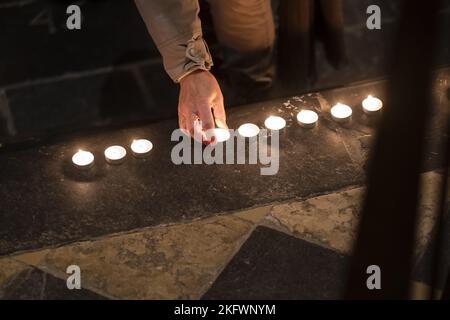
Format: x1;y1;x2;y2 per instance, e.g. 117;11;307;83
135;0;213;82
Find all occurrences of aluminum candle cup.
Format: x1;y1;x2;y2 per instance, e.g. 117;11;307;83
330;103;352;123
104;145;127;164
362;95;383;115
264;116;286;130
72;150;94;169
131;139;153;158
205;128;231;143
238;123;260;138
296;110;318;128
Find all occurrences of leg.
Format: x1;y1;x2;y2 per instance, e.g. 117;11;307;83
207;0;276;99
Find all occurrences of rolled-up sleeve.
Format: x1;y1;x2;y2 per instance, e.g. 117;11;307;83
135;0;213;82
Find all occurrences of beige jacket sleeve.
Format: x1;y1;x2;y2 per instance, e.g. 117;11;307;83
135;0;213;82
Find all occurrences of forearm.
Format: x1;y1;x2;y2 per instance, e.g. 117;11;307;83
135;0;213;82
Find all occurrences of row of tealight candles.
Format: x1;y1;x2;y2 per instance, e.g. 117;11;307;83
72;95;382;169
72;139;153;169
241;95;383;134
331;95;383;123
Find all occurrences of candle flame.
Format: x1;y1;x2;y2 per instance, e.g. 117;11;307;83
362;95;383;112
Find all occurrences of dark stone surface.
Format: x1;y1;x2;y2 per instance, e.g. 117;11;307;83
202;226;349;299
1;267;106;300
0;74;448;255
139;63;180;120
313;21;397;91
0;0;157;86
6;69;148;138
0;93;363;255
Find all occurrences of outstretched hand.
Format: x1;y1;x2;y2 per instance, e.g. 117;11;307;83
178;70;228;144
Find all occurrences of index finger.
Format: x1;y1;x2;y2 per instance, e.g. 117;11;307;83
212;97;228;129
197;104;216;144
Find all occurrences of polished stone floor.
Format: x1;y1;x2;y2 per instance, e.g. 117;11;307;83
0;170;446;299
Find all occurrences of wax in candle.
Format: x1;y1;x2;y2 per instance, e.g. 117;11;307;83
238;123;260;138
297;110;318;128
131;139;153;157
72;150;94;169
331;103;352;122
264;116;286;130
104;145;127;164
362;95;383;114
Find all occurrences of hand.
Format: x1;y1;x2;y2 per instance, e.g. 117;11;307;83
178;70;227;144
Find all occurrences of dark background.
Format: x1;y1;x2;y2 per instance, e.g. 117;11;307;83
0;0;449;143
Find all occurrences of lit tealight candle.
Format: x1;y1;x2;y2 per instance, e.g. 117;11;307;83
264;116;286;131
131;139;153;158
362;95;383;115
238;123;260;138
205;128;231;143
104;145;127;164
72;150;94;169
331;103;352;122
297;110;318;128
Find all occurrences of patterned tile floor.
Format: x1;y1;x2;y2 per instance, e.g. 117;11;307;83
0;171;447;299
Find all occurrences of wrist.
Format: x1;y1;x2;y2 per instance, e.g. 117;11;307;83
179;69;209;85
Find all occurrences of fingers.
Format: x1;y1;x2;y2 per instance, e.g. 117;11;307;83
212;97;228;129
197;104;216;144
178;112;187;134
177;70;227;144
179;104;227;145
189;113;202;143
179;103;202;142
178;99;191;137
